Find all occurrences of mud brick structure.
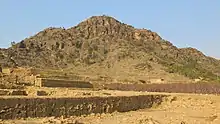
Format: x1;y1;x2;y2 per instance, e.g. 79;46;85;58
105;83;220;94
35;78;93;88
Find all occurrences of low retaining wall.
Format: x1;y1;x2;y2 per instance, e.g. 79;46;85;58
105;83;220;94
0;95;167;120
0;90;28;96
36;78;93;88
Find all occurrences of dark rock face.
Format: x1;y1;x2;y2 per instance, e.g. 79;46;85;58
72;16;161;41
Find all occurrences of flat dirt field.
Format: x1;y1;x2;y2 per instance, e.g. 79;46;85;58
1;91;220;124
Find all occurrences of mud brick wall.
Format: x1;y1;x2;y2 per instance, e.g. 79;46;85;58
105;83;220;94
0;95;167;120
37;78;93;88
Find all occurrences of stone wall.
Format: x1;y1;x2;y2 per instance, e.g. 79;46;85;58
0;95;167;119
35;78;93;88
105;83;220;94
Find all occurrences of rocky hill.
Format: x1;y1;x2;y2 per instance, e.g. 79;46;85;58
1;15;220;82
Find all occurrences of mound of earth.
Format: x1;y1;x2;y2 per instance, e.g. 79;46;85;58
1;15;220;83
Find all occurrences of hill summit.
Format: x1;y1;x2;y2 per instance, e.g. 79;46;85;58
1;15;220;82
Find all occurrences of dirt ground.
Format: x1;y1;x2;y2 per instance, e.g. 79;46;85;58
1;92;220;124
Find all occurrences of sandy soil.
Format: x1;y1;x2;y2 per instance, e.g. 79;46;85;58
1;92;220;124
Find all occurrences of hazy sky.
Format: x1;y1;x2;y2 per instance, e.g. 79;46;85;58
0;0;219;58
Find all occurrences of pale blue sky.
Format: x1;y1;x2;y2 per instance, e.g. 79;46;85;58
0;0;219;58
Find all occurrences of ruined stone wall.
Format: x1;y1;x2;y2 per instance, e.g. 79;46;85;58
39;79;93;88
0;95;167;119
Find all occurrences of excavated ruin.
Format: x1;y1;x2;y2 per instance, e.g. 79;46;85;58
0;95;167;120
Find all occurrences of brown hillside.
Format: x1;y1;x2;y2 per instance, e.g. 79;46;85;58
1;15;220;83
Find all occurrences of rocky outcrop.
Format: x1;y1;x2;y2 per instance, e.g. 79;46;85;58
1;15;220;81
